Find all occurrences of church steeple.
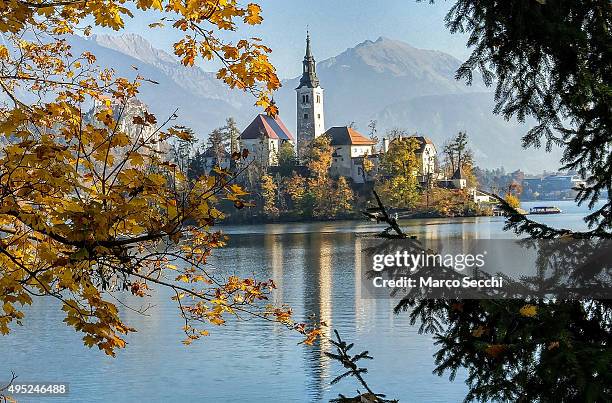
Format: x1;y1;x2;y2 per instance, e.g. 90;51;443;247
305;30;312;58
298;30;319;89
295;29;325;161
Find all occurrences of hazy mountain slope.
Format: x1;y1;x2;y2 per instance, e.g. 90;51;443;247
66;34;257;137
72;33;560;171
273;36;558;171
92;34;254;111
375;92;562;171
274;37;485;130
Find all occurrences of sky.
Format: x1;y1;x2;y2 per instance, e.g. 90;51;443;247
95;0;471;78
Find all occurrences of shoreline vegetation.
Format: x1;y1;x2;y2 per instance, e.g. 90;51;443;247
219;206;493;225
181;129;503;226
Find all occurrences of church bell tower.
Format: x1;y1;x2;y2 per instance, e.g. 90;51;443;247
296;31;325;160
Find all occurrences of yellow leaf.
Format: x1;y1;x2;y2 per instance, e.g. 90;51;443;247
128;152;145;166
244;4;263;25
519;304;537;317
0;45;9;59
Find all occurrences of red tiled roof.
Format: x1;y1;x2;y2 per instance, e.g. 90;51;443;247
240;114;295;142
325;126;376;146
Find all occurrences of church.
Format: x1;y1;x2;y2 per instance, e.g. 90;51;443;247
238;32;440;185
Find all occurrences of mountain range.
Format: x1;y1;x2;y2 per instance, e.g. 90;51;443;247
66;33;561;173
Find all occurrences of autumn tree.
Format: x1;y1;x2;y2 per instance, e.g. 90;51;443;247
0;0;320;357
303;135;335;218
503;193;520;209
332;177;354;217
304;135;333;180
376;137;421;209
503;180;523;209
260;174;279;218
358;152;375;187
284;173;308;215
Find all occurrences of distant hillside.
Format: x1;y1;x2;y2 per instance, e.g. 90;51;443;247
274;37;485;129
67;34;258;136
68;34;561;172
374;92;562;170
273;37;560;172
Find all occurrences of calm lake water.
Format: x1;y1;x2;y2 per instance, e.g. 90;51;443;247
0;200;603;402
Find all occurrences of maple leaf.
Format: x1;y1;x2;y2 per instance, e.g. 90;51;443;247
519;304;538;317
0;0;291;357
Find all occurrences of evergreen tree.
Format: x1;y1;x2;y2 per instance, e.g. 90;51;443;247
222;117;241;154
170;129;196;174
447;0;611;231
207;128;228;163
394;3;612;402
277;141;297;177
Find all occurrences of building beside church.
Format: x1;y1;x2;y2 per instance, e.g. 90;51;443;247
296;31;325;161
382;135;438;183
438;166;468;190
326;126;377;183
411;136;437;178
239;113;295;167
450;165;467;189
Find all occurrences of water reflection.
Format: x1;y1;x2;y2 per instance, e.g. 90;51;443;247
0;201;601;402
266;233;284;304
299;233;333;400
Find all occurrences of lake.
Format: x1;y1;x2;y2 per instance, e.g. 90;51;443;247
0;200;602;402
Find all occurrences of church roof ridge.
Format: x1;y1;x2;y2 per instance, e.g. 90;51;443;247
240;114;295;142
325;126;376;146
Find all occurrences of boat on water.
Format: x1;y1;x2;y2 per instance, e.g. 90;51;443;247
529;206;562;214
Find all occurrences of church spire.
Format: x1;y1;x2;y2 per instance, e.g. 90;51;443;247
298;30;319;89
305;30;312;58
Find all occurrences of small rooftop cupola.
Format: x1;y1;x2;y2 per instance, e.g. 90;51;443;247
451;165;465;180
451;165;467;189
297;31;320;89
